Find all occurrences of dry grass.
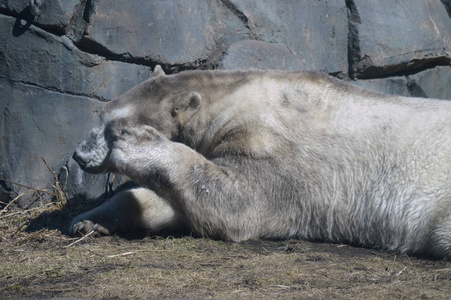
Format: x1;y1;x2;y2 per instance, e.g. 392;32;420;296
1;220;451;300
1;168;450;299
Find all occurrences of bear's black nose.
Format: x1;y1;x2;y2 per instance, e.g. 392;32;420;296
72;151;87;169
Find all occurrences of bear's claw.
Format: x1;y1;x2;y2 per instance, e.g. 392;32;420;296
72;220;112;236
72;220;95;236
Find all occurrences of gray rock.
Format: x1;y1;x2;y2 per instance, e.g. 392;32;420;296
351;77;411;97
84;0;248;68
441;0;451;17
0;79;107;199
407;66;451;100
0;14;152;101
0;78;13;197
1;14;152;201
225;0;348;74
219;40;307;71
346;67;451;100
348;0;451;78
1;0;79;33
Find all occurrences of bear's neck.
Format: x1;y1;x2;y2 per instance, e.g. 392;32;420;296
175;69;335;157
175;70;260;155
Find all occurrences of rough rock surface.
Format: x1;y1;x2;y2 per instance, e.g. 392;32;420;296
83;0;248;69
1;0;80;32
347;0;451;78
220;0;349;74
219;40;307;71
0;15;152;101
351;77;411;98
0;0;450;205
407;66;451;100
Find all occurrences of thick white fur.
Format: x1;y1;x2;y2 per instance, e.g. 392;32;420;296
71;68;451;258
110;105;135;119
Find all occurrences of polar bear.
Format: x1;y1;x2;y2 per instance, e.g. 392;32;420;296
72;66;451;258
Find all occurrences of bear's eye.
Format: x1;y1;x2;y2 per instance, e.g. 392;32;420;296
171;107;179;117
121;129;130;136
104;127;118;142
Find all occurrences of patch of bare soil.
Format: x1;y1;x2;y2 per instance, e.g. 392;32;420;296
1;201;450;300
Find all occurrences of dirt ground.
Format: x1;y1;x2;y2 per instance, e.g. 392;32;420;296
1;194;451;300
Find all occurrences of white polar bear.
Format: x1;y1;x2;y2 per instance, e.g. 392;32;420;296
72;66;451;258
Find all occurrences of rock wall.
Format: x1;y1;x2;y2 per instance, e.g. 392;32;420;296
1;0;450;206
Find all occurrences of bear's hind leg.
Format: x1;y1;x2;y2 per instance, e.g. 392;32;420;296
70;187;185;235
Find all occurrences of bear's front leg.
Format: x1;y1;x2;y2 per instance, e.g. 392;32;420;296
110;126;263;242
71;187;185;235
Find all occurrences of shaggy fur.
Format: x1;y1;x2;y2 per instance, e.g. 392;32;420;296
72;66;451;258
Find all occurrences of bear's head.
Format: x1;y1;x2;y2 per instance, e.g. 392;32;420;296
72;65;202;174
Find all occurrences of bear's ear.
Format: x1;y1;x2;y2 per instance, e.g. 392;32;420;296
184;91;202;110
174;92;202;114
151;65;165;78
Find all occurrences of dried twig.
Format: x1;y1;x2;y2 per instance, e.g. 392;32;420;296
107;251;136;258
41;157;69;208
0;191;30;216
0;178;57;197
434;268;451;272
394;267;407;277
0;202;55;220
0;158;69;221
64;230;96;248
